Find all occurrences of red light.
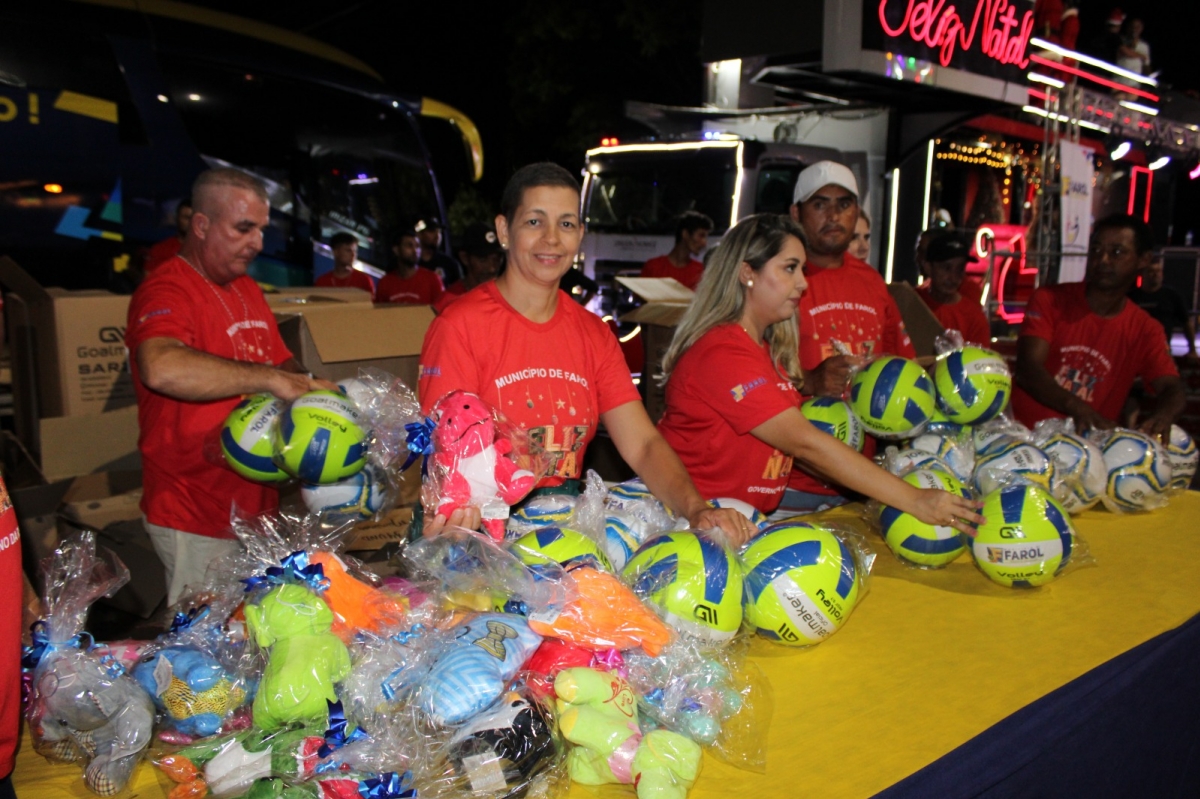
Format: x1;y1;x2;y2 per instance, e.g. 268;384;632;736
600;137;620;147
1029;55;1159;102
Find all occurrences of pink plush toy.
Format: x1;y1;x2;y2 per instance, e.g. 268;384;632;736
429;390;536;540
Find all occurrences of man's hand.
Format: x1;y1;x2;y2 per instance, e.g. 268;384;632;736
688;506;757;548
804;354;863;397
267;371;337;402
1138;411;1175;443
1065;395;1114;434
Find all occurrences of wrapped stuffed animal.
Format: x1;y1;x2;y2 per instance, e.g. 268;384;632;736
554;667;701;799
444;690;560;798
308;551;408;641
154;725;326;797
426;390;537;540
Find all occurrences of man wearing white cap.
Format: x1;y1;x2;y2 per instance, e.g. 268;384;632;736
776;160;915;517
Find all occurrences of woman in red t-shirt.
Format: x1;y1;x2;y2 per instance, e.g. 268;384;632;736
658;214;983;531
419;163;754;543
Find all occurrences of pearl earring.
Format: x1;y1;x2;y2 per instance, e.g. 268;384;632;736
747;279;754;287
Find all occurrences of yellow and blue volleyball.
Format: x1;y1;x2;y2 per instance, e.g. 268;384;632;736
849;356;936;438
1099;429;1172;511
509;526;612;571
301;463;387;519
1166;424;1198;491
878;470;970;567
974;440;1056;496
272;390;368;484
1043;432;1107;513
221;394;289;482
706;498;767;531
970;484;1075;587
933;347;1012;424
801;397;865;452
623;532;743;644
739;523;862;646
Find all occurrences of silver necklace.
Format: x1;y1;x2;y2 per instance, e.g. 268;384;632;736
179;255;266;362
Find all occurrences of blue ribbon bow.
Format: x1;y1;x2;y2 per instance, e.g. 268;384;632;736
402;417;437;475
21;621;93;670
318;699;369;758
359;771;416;799
169;604;210;636
242;551;329;594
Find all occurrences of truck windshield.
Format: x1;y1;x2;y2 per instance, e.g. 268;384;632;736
585;147;737;235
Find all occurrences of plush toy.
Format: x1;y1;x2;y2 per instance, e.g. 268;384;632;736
446;691;559;798
132;646;247;739
418;613;542;726
528;565;673;656
154;725;325;797
429;390;537;540
243;584;352;731
554;667;701;799
623;649;744;746
523;639;595;700
308;552;408;641
242;771;416;799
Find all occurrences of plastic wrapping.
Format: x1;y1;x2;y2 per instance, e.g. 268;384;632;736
739;521;874;646
869;468;973;569
967;478;1094;587
554;666;702;797
1033;418;1108;514
800;396;866;452
706;498;768;531
973;438;1059;498
622;530;745;646
931;331;1013;425
301;462;395;521
906;428;976;483
972;417;1033;456
1165;424;1199;492
152;724;328;797
272;390;370;484
880;444;953;478
846;354;937;440
24;530;155;796
340;624;435;731
218;394;290;482
1091;427;1174;512
507;494;579;538
337;367;424;473
422;390;546;540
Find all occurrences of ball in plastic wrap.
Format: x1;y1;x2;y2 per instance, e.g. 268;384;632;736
848;356;936;438
273;390;368;484
801;397;865;452
506;494;576;535
336;377;373;413
887;448;951;477
706;498;767;530
221;394;289;481
301;463;387;519
909;433;974;483
623;532;743;644
974;441;1056;496
606;478;655;506
603;511;645;571
1100;429;1172;511
971;484;1075;587
933;347;1011;424
1043;433;1107;513
973;429;1027;457
740;523;862;646
878;470;969;567
509;526;612;571
1166;424;1198;491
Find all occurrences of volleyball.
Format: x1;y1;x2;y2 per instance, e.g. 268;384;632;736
801;397;865;452
933;347;1012;424
887;448;952;477
707;498;767;530
1166;424;1198;491
509;526;612;571
602;511;646;571
877;470;970;567
221;394;289;482
848;356;937;438
1042;432;1107;513
623;532;743;644
740;523;862;646
909;433;974;483
272;390;368;484
301;463;387;519
974;429;1025;457
336;377;374;413
607;478;657;508
1100;429;1173;511
970;484;1075;587
974;441;1056;496
507;494;577;536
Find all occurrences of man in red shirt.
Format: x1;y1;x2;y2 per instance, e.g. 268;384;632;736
433;223;503;314
916;232;992;346
1013;214;1183;438
377;230;445;305
144;198;192;273
315;232;376;299
639;210;713;290
781;160;915;515
126;168;331;603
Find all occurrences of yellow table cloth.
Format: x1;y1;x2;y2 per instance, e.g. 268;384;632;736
15;492;1200;798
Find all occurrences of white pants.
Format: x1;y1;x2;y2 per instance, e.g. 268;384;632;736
144;519;243;606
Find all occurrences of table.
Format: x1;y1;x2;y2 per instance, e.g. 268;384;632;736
15;493;1200;798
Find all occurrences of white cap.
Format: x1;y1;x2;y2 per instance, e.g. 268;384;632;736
793;160;859;205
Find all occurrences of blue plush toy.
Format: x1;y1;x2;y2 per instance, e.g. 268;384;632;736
132;647;247;738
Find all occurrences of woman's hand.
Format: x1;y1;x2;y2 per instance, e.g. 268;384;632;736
908;490;986;537
422;506;483;537
688;506;757;548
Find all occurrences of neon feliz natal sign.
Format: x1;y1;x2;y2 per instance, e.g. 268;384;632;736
877;0;1034;69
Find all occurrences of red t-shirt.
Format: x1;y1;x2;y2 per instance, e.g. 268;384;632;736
659;324;799;513
315;268;376;300
126;258;293;538
432;280;472;314
376;267;445;305
792;252;915;495
916;284;991;347
0;480;19;779
419;282;641;485
641;255;704;291
1011;282;1179;427
145;236;182;272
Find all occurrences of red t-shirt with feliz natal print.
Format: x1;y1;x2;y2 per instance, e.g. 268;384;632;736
418;282;640;486
658;323;800;514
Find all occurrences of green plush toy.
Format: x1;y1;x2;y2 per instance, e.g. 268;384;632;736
554;667;701;799
243;584;352;731
154;726;325;796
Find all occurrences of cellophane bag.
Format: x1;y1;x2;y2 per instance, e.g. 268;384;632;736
904;425;976;484
931;330;1013;427
841;339;936;440
1032;418;1108;514
1087;427;1174;513
864;466;975;571
24;530;155;796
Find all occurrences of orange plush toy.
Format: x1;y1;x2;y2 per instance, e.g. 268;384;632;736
309;552;408;640
528;565;672;656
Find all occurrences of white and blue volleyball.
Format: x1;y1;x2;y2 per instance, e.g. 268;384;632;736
1043;432;1107;513
1166;424;1198;491
603;510;648;571
707;498;767;531
301;463;388;519
506;494;577;536
974;440;1056;496
909;433;974;483
1100;429;1173;511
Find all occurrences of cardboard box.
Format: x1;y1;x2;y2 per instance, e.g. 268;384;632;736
344;507;413;552
39;406;141;482
263;286;374;314
888;281;945;359
617;277;693;424
276;304;435;396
